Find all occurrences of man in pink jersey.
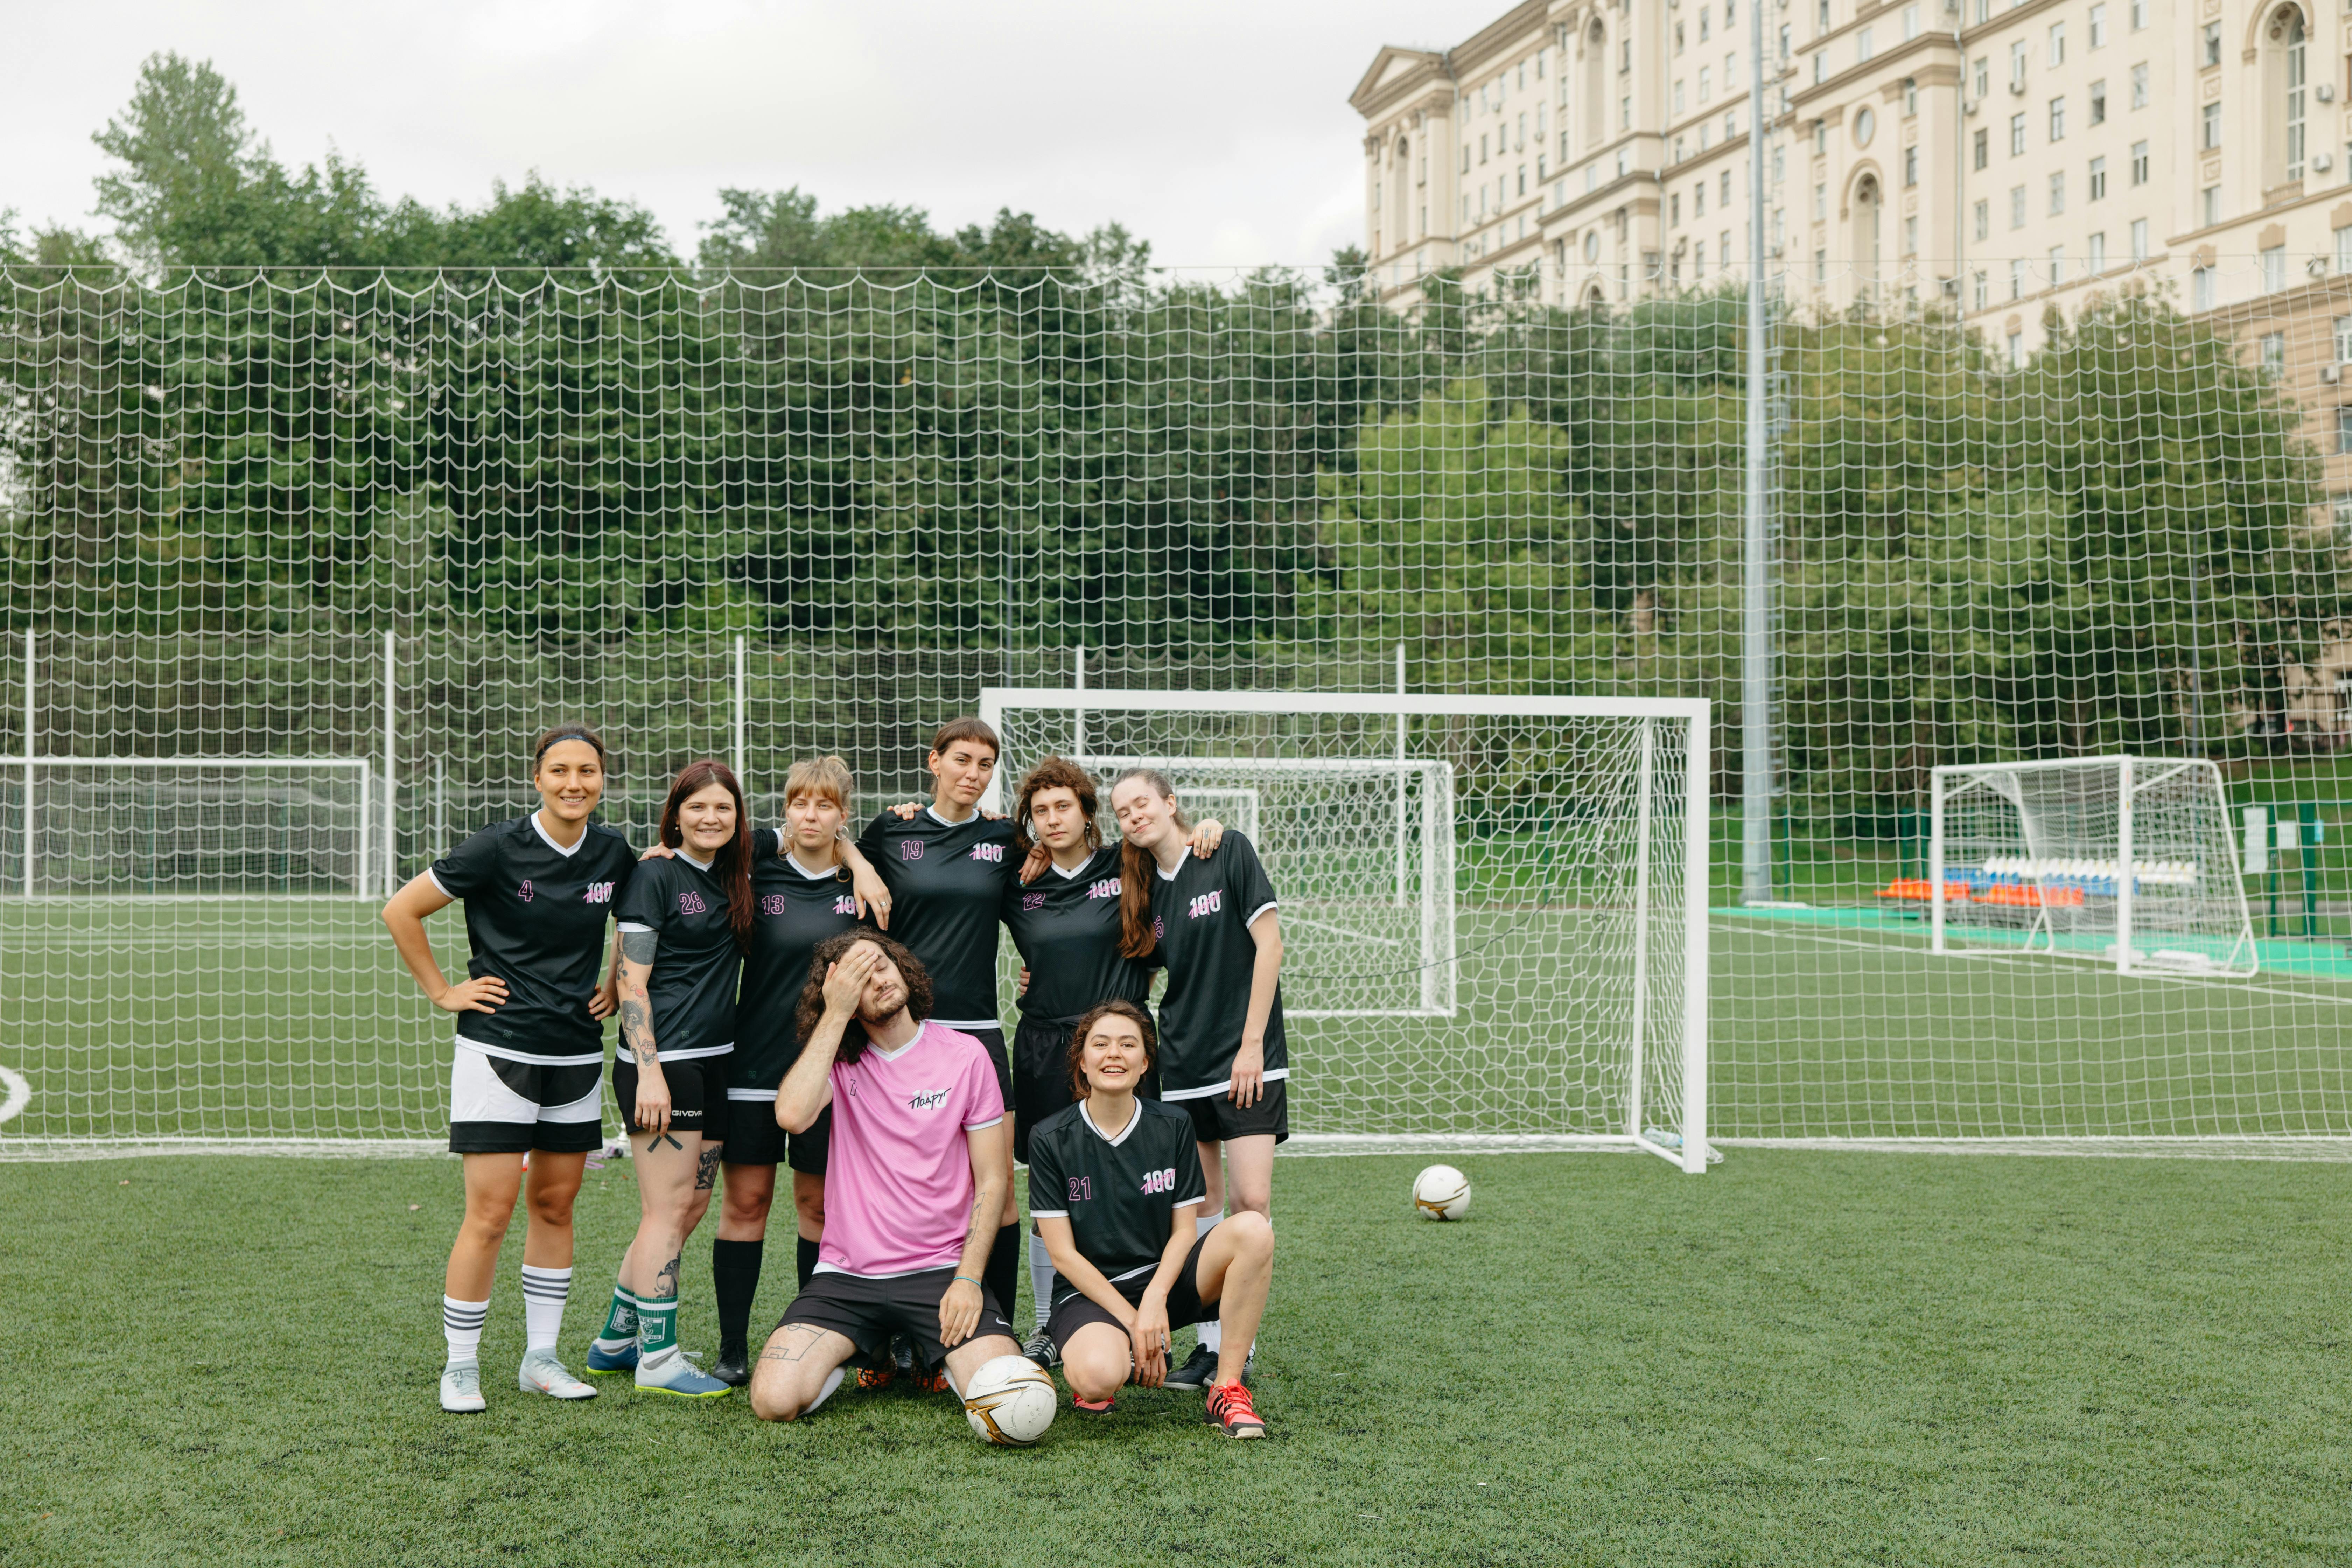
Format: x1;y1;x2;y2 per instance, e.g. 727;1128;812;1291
749;932;1024;1422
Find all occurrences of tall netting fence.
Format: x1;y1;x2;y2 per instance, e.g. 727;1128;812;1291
0;259;2347;1154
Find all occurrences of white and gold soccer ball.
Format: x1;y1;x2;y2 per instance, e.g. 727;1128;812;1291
962;1354;1057;1446
1412;1163;1472;1221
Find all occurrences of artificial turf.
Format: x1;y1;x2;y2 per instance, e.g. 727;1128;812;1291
4;1147;2347;1566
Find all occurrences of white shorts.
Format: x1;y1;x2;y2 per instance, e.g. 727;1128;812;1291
449;1045;606;1155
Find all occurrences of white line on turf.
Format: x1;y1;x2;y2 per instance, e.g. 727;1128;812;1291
1714;920;2352;1007
0;1067;28;1128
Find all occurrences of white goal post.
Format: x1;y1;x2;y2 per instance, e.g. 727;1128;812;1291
979;689;1714;1171
1930;755;2258;978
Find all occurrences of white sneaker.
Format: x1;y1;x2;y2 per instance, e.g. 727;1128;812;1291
440;1360;485;1413
518;1348;597;1400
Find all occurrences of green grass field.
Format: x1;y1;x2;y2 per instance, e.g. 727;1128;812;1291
5;1148;2350;1566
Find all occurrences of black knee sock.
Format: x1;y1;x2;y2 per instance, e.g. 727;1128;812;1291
712;1238;763;1353
796;1236;819;1290
983;1222;1021;1325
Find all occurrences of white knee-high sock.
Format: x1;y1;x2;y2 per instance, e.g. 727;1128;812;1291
1193;1211;1223;1353
442;1295;488;1367
520;1265;571;1353
1027;1232;1056;1331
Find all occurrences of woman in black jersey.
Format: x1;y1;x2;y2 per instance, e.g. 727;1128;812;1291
1028;1000;1271;1438
1001;756;1161;1356
704;755;870;1386
383;724;637;1415
589;758;749;1400
1109;766;1286;1391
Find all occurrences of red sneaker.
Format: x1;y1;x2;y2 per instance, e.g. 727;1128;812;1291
912;1368;951;1394
854;1363;895;1392
1072;1394;1116;1415
1205;1380;1265;1439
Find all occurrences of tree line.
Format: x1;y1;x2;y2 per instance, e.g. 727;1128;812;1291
1;53;2342;812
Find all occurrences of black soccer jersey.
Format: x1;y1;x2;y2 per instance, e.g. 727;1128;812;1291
1025;1097;1207;1308
1000;845;1154;1023
613;850;742;1063
1146;832;1287;1100
856;806;1018;1028
427;814;636;1064
733;830;871;1095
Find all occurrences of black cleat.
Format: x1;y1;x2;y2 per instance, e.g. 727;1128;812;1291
1162;1340;1219;1391
891;1333;917;1380
710;1342;751;1387
1021;1328;1060;1367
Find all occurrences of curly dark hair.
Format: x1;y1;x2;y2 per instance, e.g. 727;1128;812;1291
1065;998;1158;1101
792;931;934;1067
1010;755;1103;861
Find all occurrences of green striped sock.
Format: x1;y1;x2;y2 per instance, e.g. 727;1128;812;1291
596;1285;638;1345
637;1293;679;1363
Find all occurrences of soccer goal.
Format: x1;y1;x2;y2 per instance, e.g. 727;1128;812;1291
1930;756;2257;978
980;689;1713;1170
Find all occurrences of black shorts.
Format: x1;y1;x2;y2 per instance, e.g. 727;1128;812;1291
1012;1013;1161;1166
717;1096;831;1176
967;1026;1012;1114
1045;1231;1216;1356
777;1266;1017;1373
1175;1078;1289;1145
612;1056;731;1138
448;1047;606;1155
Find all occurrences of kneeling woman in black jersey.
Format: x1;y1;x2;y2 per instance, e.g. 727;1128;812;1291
1028;1000;1272;1438
591;759;751;1399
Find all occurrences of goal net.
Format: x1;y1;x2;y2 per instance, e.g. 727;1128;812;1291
1930;758;2258;978
981;690;1712;1168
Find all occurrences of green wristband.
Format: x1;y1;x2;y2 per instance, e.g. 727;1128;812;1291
953;1275;983;1288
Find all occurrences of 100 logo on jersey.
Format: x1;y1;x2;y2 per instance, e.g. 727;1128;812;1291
1186;890;1222;920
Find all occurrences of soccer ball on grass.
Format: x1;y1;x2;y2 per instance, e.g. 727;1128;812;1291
962;1354;1056;1446
1412;1163;1472;1220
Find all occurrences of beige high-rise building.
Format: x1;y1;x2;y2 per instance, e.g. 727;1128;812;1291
1354;0;2351;342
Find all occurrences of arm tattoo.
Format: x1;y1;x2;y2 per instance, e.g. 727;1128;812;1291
621;929;658;965
694;1142;722;1191
620;997;657;1068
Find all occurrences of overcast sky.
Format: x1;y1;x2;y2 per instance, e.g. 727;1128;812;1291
3;0;1502;269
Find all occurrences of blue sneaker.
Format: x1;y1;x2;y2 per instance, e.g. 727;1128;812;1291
635;1350;730;1398
586;1336;639;1375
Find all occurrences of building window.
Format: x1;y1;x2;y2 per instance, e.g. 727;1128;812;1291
1905;146;1919;187
2090;80;2106;125
2130;218;2147;260
2337;224;2352;273
2088;231;2106;271
1858;26;1874;63
2050;97;2065;141
1722;169;1732;207
2010;185;2027;228
2129;0;2146;29
1675;80;1687;113
2048;21;2065;66
1974;200;1989;240
1699;66;1712;101
2283;10;2309;182
2048;171;2065;215
2011;258;2026;298
1902;3;1920;41
2130;141;2149;185
1903;78;1918;117
1814;52;1827;84
2202;103;2220;151
2263;245;2287;292
2048;246;2065;284
2008;330;2024;366
1817;120;1828;155
2202;22;2221;68
2333;315;2352;361
2334;496;2352;538
2203;185;2221;226
1904;215;1919;254
2090;156;2107;201
2131;64;2148;109
1815;249;1827;283
2336;407;2352;453
2261;331;2286;374
1972;56;1989;100
1974;128;1989;170
2010;41;2028;88
2011;113;2027;157
1973;270;1987;309
2089;3;2107;48
1815;182;1827;220
2191;266;2213;309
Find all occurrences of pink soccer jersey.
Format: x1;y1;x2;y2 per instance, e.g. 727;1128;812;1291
816;1022;1006;1277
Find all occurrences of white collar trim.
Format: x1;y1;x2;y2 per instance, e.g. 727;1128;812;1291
785;852;837;880
1049;856;1090;880
530;812;587;858
1080;1097;1142;1146
864;1021;924;1062
1155;845;1194;882
925;805;975;827
674;848;714;872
